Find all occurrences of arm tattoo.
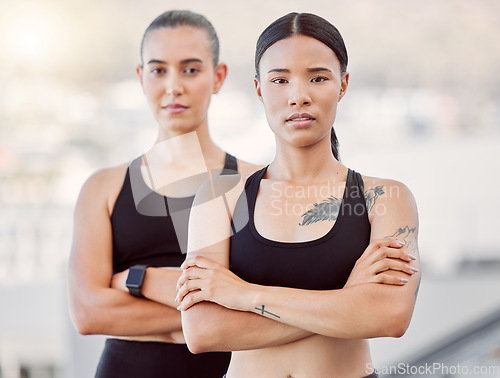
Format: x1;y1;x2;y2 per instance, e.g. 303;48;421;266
385;226;417;258
299;196;341;226
386;226;420;299
414;278;421;300
364;185;385;213
386;226;416;243
255;305;280;318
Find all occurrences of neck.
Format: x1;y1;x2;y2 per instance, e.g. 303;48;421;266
151;121;224;166
267;136;344;183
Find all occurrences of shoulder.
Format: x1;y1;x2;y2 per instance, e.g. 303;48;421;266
77;162;129;215
362;175;414;199
236;158;266;175
84;163;128;187
81;163;129;194
360;174;417;220
194;173;248;207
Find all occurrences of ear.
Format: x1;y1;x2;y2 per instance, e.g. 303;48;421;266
254;76;263;103
338;71;349;102
136;65;144;91
212;63;228;94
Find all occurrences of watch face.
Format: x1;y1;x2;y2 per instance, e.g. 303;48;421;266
126;267;145;288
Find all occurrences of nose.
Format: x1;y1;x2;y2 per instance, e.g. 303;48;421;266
165;73;184;97
288;82;311;107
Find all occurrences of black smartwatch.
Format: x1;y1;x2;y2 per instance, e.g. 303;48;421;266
126;265;148;298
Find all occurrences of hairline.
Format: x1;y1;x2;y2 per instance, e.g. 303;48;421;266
140;24;218;67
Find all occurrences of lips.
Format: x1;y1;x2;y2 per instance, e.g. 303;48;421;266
286;113;315;128
163;103;188;114
286;113;315;121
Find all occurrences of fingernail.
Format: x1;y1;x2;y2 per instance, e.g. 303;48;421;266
410;267;419;272
400;278;408;283
396;240;405;246
177;306;182;311
407;254;416;260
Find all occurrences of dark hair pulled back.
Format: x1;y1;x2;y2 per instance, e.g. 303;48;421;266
140;10;219;67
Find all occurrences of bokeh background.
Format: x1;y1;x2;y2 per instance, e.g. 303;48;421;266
1;0;499;377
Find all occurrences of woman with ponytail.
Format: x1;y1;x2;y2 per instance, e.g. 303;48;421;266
176;13;421;378
68;10;261;378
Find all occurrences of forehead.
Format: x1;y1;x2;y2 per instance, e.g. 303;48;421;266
260;34;340;73
143;26;212;63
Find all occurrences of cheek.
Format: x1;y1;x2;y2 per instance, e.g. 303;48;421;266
189;77;214;103
262;98;280;124
316;87;339;112
143;79;162;100
261;86;284;114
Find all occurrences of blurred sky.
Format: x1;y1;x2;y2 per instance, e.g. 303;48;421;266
1;0;499;153
1;0;499;165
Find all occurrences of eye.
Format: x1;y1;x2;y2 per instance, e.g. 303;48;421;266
184;67;200;75
151;67;166;75
270;78;288;84
311;76;329;83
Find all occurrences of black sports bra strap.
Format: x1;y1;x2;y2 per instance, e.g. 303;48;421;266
353;170;365;193
129;156;141;177
347;169;368;214
245;166;268;213
221;153;238;175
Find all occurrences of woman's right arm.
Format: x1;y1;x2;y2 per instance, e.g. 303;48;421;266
180;175;313;352
68;168;181;337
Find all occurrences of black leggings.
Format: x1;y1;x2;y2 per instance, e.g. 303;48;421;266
95;338;230;378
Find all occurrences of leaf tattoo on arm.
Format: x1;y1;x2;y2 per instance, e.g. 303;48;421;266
364;185;385;213
299;196;342;226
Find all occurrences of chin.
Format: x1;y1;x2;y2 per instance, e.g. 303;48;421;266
286;133;327;148
161;120;199;134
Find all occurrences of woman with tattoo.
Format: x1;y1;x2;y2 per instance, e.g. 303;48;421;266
68;10;260;378
176;12;421;378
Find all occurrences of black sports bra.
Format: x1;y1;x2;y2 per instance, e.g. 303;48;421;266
111;153;238;274
230;166;371;290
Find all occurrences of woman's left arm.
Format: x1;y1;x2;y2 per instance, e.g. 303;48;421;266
178;179;420;339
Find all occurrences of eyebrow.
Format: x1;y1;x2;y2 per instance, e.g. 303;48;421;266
267;67;332;74
267;68;290;74
146;58;204;65
307;67;332;73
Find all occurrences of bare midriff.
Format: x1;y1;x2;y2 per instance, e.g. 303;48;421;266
227;335;372;378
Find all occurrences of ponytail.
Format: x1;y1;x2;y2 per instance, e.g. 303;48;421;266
330;128;339;160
